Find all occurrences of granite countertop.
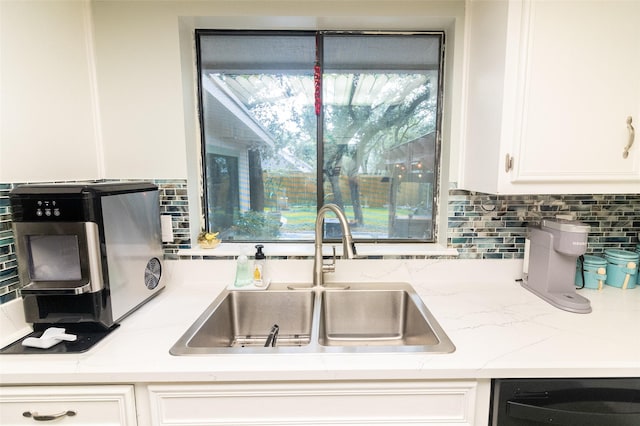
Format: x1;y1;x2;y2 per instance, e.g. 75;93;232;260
1;259;639;385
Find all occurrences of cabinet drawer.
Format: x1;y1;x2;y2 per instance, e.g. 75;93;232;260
148;381;478;425
0;385;137;425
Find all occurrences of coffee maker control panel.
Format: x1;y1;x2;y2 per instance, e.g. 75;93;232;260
35;200;60;218
12;196;90;222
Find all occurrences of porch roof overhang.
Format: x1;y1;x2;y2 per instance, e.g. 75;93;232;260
202;75;314;173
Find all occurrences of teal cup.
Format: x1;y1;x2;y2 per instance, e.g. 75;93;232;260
604;249;639;289
575;255;607;290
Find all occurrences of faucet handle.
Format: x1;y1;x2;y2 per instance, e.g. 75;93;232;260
322;246;337;273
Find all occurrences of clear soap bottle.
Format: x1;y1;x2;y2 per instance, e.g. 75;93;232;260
234;253;252;287
252;244;266;287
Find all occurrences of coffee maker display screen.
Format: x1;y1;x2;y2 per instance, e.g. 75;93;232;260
26;235;82;281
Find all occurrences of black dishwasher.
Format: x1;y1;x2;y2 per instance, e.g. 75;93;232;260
489;378;640;426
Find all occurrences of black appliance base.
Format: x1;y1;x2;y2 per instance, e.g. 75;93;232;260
0;323;119;354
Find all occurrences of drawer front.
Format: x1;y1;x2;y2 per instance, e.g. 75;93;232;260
148;381;478;425
0;385;137;425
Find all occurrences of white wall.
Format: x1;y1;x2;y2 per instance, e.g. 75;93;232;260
0;0;101;182
91;0;188;179
90;0;466;240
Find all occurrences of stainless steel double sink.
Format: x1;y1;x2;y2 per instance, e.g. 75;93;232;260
170;282;455;355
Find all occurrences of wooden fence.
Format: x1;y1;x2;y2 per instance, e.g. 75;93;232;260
263;172;425;209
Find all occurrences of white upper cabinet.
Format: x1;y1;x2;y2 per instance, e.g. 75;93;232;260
460;0;640;194
0;0;101;183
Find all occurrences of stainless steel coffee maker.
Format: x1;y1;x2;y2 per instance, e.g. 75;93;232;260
522;219;591;314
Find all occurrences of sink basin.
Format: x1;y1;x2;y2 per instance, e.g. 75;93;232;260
319;288;440;347
170;290;315;355
170;282;455;355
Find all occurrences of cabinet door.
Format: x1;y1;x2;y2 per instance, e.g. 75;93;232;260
0;0;102;183
0;385;137;425
147;381;479;425
512;0;640;184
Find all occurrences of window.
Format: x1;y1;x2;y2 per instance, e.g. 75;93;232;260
197;30;443;242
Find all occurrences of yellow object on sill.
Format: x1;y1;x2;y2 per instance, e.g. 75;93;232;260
197;232;221;249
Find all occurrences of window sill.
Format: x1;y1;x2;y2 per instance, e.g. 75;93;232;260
177;243;458;258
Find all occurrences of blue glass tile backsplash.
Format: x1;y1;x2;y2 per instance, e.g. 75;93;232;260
0;180;638;304
0;183;19;304
447;191;639;259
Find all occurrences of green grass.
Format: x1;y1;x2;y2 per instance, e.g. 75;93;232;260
277;205;413;233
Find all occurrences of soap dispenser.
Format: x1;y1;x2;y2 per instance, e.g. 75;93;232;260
233;252;252;287
252;244;267;287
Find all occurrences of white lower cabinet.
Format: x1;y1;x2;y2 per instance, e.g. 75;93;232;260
0;385;137;425
145;380;485;426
